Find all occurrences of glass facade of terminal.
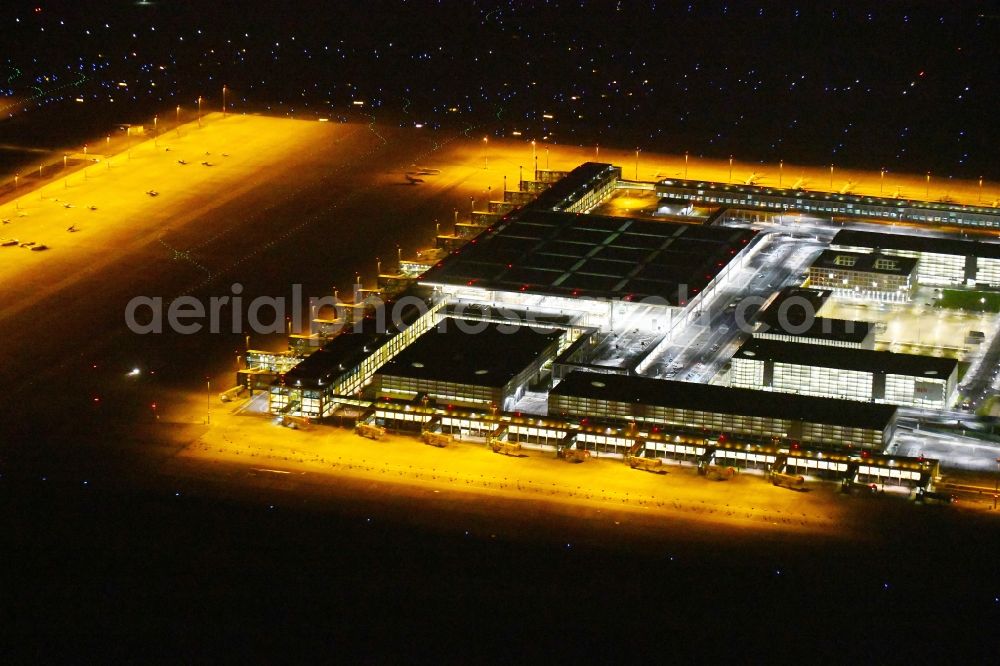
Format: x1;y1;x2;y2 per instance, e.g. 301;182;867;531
807;265;913;302
377;375;502;409
656;182;1000;229
269;299;446;418
731;356;955;410
773;364;873;402
548;393;891;450
753;328;875;349
832;240;1000;288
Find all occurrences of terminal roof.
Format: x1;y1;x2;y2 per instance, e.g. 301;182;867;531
756;287;872;343
810;249;918;276
760;286;831;315
656;177;1000;219
377;318;563;387
832;229;1000;260
734;337;958;377
282;291;433;390
550;371;898;431
528;162;618;211
424;209;756;305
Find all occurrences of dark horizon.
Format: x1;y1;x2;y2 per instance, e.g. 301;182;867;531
2;1;998;178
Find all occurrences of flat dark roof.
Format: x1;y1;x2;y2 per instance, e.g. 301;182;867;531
833;229;1000;260
811;249;917;276
756;287;872;343
757;316;873;344
760;287;831;316
285;332;383;389
734;337;957;378
377;318;562;387
440;302;576;329
282;290;433;389
424;208;756;305
527;162;619;211
550;371;898;431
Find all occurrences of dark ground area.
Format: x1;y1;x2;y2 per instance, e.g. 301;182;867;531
2;427;1000;661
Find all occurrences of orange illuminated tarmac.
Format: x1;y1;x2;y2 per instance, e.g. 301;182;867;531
141;386;1000;551
180;406;844;536
0;113;330;324
3;114;999;549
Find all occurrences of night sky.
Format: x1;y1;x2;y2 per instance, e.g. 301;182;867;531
3;1;998;176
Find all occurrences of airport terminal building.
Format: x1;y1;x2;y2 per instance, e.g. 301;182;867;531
269;294;446;418
549;371;898;451
807;250;917;302
831;229;1000;287
373;318;563;410
754;287;875;349
730;337;957;410
420;207;758;337
267;162;944;454
653;177;1000;230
